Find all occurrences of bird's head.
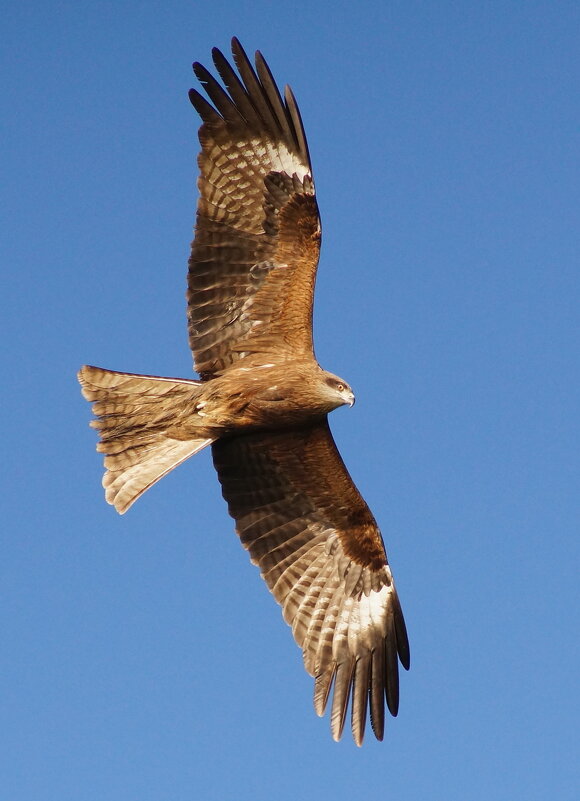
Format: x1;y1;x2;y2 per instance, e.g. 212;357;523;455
321;372;355;410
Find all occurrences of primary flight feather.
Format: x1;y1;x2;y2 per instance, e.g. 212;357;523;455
78;37;409;745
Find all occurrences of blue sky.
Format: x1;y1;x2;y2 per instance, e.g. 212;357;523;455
2;2;579;799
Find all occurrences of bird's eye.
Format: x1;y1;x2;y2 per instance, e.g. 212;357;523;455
336;383;344;392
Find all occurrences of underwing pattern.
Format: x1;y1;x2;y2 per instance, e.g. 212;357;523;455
79;38;409;745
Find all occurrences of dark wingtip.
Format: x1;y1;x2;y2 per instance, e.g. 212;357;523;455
230;36;249;63
393;589;411;670
387;695;399;718
370;718;385;742
188;87;222;124
192;61;207;82
398;630;410;672
188;87;203;110
211;45;227;73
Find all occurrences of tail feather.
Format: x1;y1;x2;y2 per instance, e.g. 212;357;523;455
102;436;212;514
78;365;214;513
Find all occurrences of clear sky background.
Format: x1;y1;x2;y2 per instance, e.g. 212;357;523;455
2;2;578;799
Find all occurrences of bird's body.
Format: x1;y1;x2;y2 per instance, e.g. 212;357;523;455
79;38;409;745
81;360;353;447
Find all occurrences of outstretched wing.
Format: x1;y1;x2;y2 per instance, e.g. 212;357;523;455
212;420;410;745
188;37;321;379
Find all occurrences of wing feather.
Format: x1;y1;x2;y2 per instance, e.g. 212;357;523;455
187;88;222;125
212;419;409;744
330;659;355;742
230;37;282;135
255;50;297;147
192;62;246;126
211;47;263;128
385;619;400;716
351;655;371;746
369;645;386;740
188;38;320;379
284;85;311;170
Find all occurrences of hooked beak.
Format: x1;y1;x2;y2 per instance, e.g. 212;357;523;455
347;392;355;408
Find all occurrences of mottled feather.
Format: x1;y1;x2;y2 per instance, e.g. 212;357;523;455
212;419;409;744
78;366;214;513
187;38;320;378
78;39;410;746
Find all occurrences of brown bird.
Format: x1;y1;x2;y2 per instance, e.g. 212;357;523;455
78;37;409;745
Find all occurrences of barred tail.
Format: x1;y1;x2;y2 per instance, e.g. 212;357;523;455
78;365;214;513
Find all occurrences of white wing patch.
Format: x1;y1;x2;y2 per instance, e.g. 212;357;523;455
253;139;311;181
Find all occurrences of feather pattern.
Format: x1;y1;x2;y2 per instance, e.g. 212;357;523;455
78;38;410;746
212;419;410;745
78;366;214;513
187;37;320;379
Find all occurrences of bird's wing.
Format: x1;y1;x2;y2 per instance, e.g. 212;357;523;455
212;419;409;745
188;37;321;379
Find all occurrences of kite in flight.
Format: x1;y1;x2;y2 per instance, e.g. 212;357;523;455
78;37;409;745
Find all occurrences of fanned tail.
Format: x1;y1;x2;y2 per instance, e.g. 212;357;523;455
78;365;214;513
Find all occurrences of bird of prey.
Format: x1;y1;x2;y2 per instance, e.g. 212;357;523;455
78;37;409;745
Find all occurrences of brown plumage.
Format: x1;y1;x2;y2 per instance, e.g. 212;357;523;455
78;37;409;745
